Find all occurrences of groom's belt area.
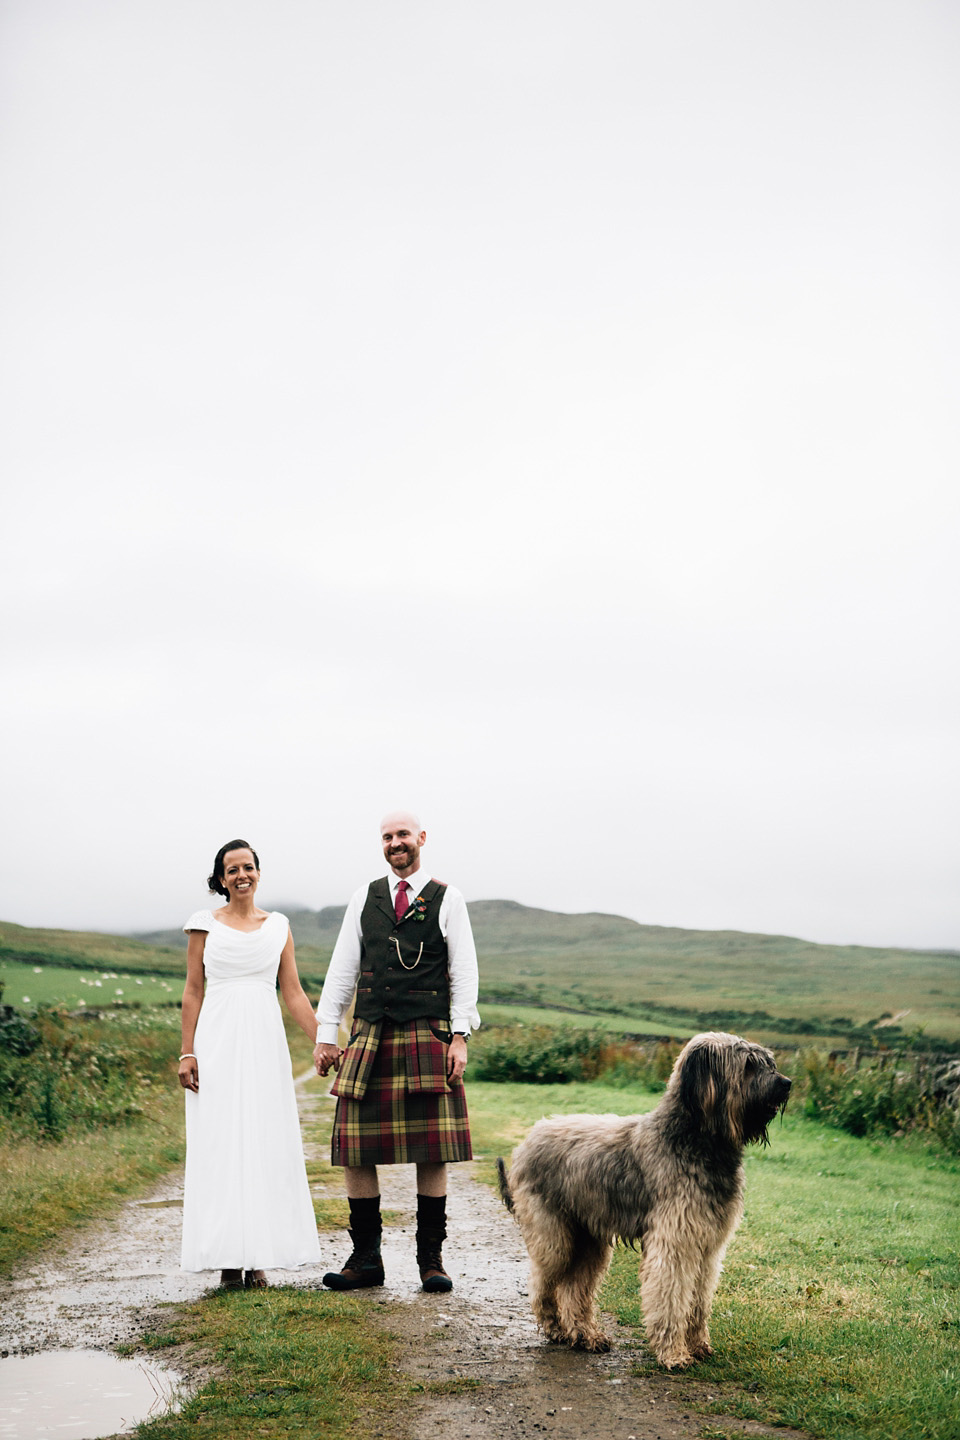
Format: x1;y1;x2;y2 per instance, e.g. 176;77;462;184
331;1017;454;1101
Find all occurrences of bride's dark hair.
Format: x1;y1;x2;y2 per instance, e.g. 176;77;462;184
207;839;260;898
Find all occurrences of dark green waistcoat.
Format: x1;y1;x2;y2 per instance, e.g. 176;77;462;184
354;877;450;1024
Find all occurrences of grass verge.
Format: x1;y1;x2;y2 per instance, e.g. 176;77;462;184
125;1288;401;1439
0;1104;185;1275
468;1079;960;1440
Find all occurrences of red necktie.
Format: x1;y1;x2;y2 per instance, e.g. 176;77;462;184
395;880;410;921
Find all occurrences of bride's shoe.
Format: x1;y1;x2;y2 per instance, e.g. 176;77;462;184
219;1269;244;1290
244;1269;268;1289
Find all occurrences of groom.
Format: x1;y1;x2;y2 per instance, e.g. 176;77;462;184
313;811;479;1292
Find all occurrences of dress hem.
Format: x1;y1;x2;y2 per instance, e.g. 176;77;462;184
180;1258;321;1273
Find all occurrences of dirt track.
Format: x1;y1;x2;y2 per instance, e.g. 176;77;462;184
1;1077;809;1440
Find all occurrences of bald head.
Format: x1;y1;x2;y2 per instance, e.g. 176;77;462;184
380;810;422;835
380;812;426;879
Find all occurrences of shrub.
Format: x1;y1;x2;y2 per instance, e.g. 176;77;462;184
471;1025;610;1083
931;1104;960;1154
0;1004;41;1057
471;1026;682;1090
800;1049;960;1153
594;1038;680;1090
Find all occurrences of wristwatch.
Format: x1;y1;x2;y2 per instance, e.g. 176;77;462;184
453;1031;469;1041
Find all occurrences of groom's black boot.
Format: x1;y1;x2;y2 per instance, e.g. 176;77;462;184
416;1193;453;1293
323;1196;384;1290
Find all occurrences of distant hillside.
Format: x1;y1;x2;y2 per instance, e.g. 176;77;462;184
4;901;958;1045
0;919;183;974
462;901;960;1045
131;898;960;1043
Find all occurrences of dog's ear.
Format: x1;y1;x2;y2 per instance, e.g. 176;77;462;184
677;1044;723;1131
677;1039;747;1145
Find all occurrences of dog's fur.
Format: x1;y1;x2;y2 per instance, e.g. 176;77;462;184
497;1031;791;1368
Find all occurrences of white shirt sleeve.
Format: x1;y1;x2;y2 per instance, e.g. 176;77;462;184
440;885;481;1034
315;887;365;1043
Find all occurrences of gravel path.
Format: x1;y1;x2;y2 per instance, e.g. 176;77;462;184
0;1076;809;1440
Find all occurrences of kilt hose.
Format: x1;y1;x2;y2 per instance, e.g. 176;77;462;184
331;1017;472;1167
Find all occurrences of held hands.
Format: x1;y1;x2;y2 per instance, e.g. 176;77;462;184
314;1042;343;1078
178;1057;199;1092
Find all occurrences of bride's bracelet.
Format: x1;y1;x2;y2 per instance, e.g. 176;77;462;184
179;1053;197;1062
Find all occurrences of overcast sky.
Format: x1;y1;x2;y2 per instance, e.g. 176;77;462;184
1;2;957;949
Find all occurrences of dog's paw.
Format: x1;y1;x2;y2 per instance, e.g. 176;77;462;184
687;1339;714;1360
571;1331;612;1353
656;1348;694;1369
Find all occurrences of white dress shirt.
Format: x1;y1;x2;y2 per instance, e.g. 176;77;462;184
315;870;481;1045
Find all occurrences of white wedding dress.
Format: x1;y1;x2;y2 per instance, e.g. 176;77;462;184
180;909;321;1272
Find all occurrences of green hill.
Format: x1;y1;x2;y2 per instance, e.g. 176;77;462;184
462;900;960;1046
0;920;183;975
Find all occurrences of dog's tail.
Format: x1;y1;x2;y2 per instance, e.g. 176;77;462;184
496;1156;514;1212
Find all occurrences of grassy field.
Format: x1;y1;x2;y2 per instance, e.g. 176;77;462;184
475;1005;888;1050
0;958;182;1011
478;1001;832;1046
475;1001;676;1035
0;1107;185;1274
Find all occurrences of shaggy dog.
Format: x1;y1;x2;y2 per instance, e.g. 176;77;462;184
497;1032;791;1368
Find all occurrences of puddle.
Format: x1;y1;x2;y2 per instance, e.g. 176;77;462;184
0;1349;182;1439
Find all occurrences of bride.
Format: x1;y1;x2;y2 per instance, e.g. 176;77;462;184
178;839;321;1287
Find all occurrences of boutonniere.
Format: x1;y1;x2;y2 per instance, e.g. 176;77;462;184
411;896;428;921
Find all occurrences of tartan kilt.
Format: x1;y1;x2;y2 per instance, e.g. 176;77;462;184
331;1018;472;1167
